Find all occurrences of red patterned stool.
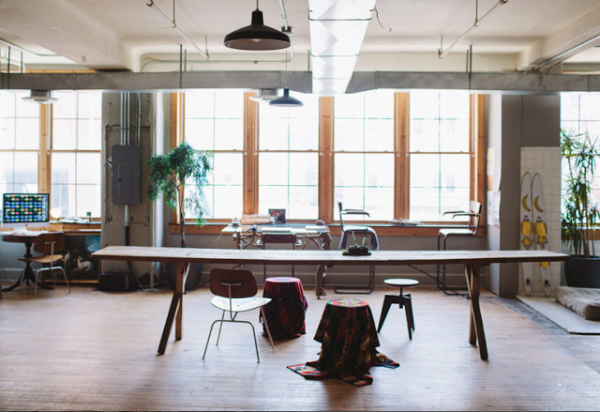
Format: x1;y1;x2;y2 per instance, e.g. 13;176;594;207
287;298;399;386
261;277;308;340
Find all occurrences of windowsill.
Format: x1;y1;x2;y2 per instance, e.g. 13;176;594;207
168;222;486;237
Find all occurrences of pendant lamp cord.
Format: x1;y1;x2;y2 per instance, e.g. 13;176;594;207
284;49;288;88
256;0;259;10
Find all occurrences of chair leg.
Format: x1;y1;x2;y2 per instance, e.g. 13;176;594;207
238;320;261;363
406;294;415;331
404;301;413;340
203;319;221;360
34;268;40;298
260;307;275;349
216;311;226;345
378;295;394;333
59;267;70;294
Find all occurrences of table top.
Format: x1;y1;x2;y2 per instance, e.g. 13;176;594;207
222;223;330;235
92;246;570;266
1;231;46;242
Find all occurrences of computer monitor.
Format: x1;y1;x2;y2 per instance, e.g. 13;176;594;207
2;193;50;230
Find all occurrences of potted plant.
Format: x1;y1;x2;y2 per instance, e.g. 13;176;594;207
147;142;213;290
561;129;600;288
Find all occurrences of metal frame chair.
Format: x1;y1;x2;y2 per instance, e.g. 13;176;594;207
335;202;379;294
18;232;70;298
260;233;300;282
203;268;274;363
437;201;482;295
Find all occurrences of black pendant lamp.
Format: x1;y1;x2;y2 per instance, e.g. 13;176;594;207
270;50;303;108
224;1;291;51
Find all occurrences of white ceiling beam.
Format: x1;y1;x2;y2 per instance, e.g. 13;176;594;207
517;4;600;71
0;0;134;70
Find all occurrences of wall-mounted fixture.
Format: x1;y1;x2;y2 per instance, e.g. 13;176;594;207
21;90;58;104
224;0;291;51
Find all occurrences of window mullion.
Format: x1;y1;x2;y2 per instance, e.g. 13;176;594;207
395;93;410;219
319;96;334;223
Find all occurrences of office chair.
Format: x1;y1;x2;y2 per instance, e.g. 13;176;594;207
336;202;379;294
437;201;482;295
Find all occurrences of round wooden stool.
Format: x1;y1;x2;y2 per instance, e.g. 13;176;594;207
377;278;418;340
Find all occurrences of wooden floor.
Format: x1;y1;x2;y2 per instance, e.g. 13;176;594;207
1;283;600;411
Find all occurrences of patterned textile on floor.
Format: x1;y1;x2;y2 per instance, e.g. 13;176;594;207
261;277;308;340
287;298;399;386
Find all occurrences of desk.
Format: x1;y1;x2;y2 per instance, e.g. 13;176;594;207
91;246;569;360
1;232;54;292
222;224;331;251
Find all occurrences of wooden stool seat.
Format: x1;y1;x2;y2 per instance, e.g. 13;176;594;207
378;278;418;340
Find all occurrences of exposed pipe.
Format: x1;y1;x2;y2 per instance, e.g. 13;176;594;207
438;0;508;59
143;0;209;60
532;33;600;72
140;47;294;72
137;93;142;146
278;0;289;32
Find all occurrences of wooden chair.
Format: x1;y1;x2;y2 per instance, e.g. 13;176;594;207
19;232;70;298
437;200;482;295
202;268;274;363
261;233;299;281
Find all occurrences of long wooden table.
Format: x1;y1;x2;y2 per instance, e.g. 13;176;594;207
91;246;569;360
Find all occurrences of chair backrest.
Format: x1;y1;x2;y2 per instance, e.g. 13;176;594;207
469;201;483;233
34;232;65;255
209;268;257;299
262;233;296;245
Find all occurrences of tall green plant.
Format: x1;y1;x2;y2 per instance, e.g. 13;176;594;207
561;129;600;258
147;142;213;248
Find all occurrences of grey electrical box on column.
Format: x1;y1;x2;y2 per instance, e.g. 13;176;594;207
111;145;141;205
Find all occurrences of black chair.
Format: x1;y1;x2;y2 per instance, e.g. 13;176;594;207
335;202;379;294
437;200;482;295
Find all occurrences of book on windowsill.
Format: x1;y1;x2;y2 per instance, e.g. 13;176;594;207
389;218;422;226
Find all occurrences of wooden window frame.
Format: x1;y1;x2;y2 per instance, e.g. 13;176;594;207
0;88;103;221
171;91;486;236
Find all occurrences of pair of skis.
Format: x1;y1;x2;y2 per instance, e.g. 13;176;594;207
520;173;552;297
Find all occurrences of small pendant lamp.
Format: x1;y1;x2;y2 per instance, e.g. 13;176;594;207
224;0;291;51
270;50;303;108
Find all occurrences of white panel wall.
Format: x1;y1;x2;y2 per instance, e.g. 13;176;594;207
519;147;562;296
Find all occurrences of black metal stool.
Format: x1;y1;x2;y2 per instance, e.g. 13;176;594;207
377;278;418;340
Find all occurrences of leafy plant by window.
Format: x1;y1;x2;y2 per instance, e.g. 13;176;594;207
147;142;213;247
561;129;600;258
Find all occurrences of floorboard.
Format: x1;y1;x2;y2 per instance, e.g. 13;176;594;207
1;283;599;411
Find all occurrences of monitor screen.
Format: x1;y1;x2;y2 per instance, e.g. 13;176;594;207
2;193;50;228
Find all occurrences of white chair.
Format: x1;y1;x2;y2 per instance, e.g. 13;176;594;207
202;268;274;363
19;232;70;298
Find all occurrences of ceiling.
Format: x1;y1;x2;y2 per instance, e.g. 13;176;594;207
1;0;600;73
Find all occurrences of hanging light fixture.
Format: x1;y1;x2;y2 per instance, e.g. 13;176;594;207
270;49;303;108
224;0;291;51
250;88;281;102
22;90;58;104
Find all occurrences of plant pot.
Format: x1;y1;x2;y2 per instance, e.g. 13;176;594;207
167;263;203;292
564;256;600;288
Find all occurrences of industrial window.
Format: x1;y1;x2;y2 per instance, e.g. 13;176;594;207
0;91;40;199
173;90;484;232
50;92;102;218
409;91;472;221
183;90;244;219
333;90;395;220
560;92;600;205
257;91;319;219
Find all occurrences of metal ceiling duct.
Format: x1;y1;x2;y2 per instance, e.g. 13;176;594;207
308;0;377;95
21;90;58;104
